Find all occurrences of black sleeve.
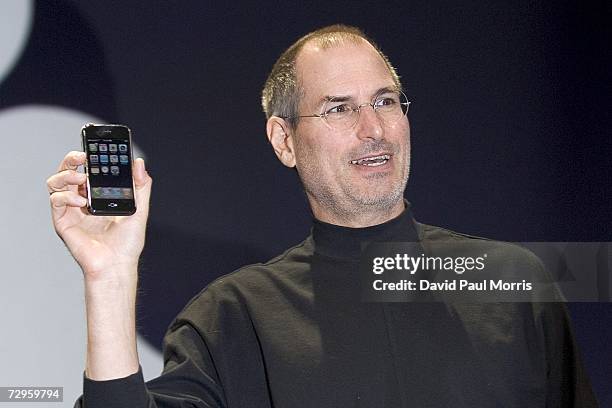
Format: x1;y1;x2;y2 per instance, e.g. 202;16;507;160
74;367;148;408
539;302;599;408
74;321;227;408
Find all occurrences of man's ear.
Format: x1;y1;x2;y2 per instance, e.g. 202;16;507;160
266;116;296;168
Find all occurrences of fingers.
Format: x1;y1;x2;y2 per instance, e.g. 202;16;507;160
57;150;86;172
49;190;87;220
48;151;87;195
47;169;87;194
50;190;87;208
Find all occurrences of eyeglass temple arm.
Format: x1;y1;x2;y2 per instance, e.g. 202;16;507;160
280;114;324;119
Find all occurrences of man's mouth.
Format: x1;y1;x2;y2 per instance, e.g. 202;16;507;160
349;154;391;167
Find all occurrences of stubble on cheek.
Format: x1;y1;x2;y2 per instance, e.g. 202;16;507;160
293;140;340;208
292;124;411;218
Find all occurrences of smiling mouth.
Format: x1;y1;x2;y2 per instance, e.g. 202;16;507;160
349;154;391;167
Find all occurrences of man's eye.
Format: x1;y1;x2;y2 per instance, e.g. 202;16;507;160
375;97;396;108
326;104;352;115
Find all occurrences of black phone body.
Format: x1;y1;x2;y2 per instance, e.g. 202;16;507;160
81;124;136;215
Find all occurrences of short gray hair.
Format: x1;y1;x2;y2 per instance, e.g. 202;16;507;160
261;24;402;128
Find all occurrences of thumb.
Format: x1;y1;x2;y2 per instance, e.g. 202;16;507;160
133;158;150;188
132;158;152;216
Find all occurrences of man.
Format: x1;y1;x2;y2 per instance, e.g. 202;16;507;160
47;25;597;407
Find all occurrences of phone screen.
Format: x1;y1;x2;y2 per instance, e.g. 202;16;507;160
82;124;136;215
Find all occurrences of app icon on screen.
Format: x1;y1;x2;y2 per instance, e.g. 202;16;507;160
118;144;128;153
101;166;109;174
110;155;119;164
88;143;98;152
110;166;120;175
99;155;109;164
119;155;129;164
89;154;99;164
98;144;108;152
109;144;118;153
90;167;100;175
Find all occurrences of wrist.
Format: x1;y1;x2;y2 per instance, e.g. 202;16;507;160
83;266;138;341
83;263;138;288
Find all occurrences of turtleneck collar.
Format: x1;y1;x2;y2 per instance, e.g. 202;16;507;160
311;200;420;259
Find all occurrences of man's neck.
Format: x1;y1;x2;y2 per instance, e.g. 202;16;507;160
309;198;406;228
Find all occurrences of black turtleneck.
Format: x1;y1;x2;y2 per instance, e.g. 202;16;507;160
311;201;419;259
77;205;598;408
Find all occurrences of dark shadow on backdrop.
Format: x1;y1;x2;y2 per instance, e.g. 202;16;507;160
0;0;117;120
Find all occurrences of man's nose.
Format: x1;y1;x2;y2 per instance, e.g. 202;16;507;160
355;104;384;141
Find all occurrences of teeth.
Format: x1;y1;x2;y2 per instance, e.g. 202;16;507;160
350;154;391;166
362;161;387;166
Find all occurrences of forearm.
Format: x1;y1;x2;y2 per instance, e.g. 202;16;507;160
75;312;225;408
84;268;140;380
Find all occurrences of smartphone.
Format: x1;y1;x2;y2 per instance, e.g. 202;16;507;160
81;123;136;215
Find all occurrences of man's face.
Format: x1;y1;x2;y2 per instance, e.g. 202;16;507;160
291;40;411;222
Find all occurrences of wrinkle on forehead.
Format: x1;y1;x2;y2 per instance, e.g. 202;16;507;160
295;40;396;112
